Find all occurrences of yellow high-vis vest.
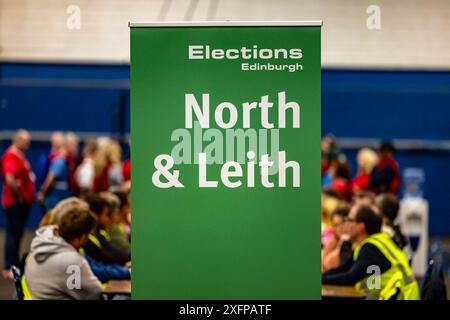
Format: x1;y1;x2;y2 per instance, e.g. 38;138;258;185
21;276;33;300
353;232;420;300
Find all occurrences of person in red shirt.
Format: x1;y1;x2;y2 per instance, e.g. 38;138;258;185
330;161;353;202
352;147;378;194
369;142;401;195
65;132;80;195
0;129;35;278
123;159;130;182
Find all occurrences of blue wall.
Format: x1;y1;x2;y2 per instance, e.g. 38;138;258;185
1;63;449;235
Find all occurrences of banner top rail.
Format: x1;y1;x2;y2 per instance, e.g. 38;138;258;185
129;21;323;28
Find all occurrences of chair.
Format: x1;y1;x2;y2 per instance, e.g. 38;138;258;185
10;266;24;301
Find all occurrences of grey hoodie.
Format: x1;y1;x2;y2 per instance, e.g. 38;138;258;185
24;225;102;300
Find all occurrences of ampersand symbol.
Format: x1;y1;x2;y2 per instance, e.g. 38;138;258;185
152;154;184;188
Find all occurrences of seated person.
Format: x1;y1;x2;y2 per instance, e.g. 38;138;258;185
369;141;400;195
322;205;351;272
110;187;131;234
375;193;408;250
25;203;102;300
322;204;420;300
109;188;131;250
321;188;341;247
83;193;130;265
353;190;375;206
100;191;130;253
83;254;130;283
39;197;130;283
39;197;89;227
330;161;353;202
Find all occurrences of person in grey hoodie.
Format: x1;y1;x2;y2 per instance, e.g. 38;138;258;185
24;205;102;300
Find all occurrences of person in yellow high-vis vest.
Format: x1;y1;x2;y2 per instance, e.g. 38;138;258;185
322;204;420;300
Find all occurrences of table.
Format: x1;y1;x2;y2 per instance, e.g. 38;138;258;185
322;285;366;299
103;281;364;299
103;280;131;295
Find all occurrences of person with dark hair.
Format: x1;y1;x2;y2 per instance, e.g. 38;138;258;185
353;190;376;206
369;141;401;195
37;197;131;285
376;193;408;249
82;193;130;265
323;204;420;300
24;203;102;300
322;186;341;200
330;161;353;202
322;205;351;271
108;189;131;252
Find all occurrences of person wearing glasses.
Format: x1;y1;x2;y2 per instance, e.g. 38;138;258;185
322;204;419;300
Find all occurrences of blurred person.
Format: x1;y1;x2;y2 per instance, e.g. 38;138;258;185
75;140;98;194
24;203;102;300
65;132;80;161
38;197;130;284
65;132;80;193
122;158;130;183
321;135;334;177
369;141;401;195
375;193;408;250
101;191;130;253
352;147;378;193
321;187;341;247
330;161;353;202
110;187;131;236
39;196;89;228
321;134;346;187
322;205;351;272
322;158;338;188
92;137;112;192
36;131;64;187
353;190;376;206
321;135;341;175
37;135;73;211
322;205;420;300
83;193;130;265
0;129;35;279
107;140;124;188
83;252;130;284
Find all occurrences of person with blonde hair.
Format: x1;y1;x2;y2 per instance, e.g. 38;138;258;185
321;188;341;247
91;137;123;192
75;140;98;194
107;140;124;188
36;131;64;188
37;134;73;210
91;137;110;192
352;147;378;193
39;197;89;227
322;205;351;272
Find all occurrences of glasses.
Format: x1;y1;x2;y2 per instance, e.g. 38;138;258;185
332;221;343;228
344;217;358;223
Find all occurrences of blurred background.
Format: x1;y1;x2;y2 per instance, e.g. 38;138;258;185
0;0;449;298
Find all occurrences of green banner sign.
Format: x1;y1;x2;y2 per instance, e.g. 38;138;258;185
130;21;322;299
